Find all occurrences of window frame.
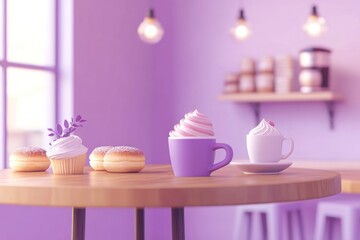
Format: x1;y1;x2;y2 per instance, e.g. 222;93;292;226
0;0;72;168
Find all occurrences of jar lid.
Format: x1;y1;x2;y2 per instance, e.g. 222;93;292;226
300;47;332;53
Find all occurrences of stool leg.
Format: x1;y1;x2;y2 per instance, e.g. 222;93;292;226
245;212;252;240
342;210;357;240
252;212;263;240
286;211;292;240
314;209;326;240
234;209;252;240
260;212;268;240
267;207;281;240
286;209;304;240
296;209;305;240
251;212;268;240
233;208;241;239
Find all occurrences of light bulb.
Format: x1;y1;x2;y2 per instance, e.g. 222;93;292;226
231;9;251;41
137;9;164;44
232;20;250;40
303;5;327;37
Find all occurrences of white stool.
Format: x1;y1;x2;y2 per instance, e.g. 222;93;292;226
234;202;305;240
314;200;360;240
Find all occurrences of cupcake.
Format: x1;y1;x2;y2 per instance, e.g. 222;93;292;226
9;147;50;172
89;146;113;171
47;115;88;175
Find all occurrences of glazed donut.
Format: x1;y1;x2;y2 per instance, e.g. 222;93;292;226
89;146;113;170
9;147;50;172
103;146;145;173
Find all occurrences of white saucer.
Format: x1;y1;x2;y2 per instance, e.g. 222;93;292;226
231;161;292;174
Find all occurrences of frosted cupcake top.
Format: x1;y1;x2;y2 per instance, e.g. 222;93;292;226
248;119;282;136
169;109;215;137
47;135;88;159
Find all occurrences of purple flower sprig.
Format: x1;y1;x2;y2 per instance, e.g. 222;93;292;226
48;115;86;144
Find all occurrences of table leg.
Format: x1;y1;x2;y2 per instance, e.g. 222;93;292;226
135;208;145;240
171;207;185;240
72;207;86;240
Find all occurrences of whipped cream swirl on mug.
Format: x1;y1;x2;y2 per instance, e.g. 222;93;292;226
47;135;88;159
169;109;215;137
248;119;282;136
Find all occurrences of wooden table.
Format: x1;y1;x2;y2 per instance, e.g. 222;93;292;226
0;164;341;240
292;161;360;194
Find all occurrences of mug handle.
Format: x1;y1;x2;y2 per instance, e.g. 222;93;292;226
281;138;294;160
209;143;233;173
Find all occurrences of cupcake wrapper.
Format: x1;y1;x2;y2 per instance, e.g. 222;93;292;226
50;154;86;175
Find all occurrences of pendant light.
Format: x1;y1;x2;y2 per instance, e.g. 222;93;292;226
303;5;327;37
137;8;164;44
230;9;251;41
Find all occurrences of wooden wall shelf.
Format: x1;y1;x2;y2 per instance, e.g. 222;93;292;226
218;91;343;129
219;91;342;103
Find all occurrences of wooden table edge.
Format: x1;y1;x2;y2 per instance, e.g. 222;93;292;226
0;165;342;208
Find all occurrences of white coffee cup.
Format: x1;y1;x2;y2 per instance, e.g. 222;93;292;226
246;135;294;163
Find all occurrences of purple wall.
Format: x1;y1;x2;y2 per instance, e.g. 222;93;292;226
0;0;358;240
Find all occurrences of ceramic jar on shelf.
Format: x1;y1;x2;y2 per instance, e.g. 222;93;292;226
299;47;331;93
239;58;255;92
223;73;239;93
256;56;274;92
275;55;294;93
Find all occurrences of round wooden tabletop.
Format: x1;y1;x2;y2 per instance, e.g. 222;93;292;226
0;164;341;208
292;161;360;194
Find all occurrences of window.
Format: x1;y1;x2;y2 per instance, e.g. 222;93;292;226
0;0;73;167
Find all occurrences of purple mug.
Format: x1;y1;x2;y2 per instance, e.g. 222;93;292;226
168;137;233;177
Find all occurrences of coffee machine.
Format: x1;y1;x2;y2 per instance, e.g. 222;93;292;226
298;47;331;93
